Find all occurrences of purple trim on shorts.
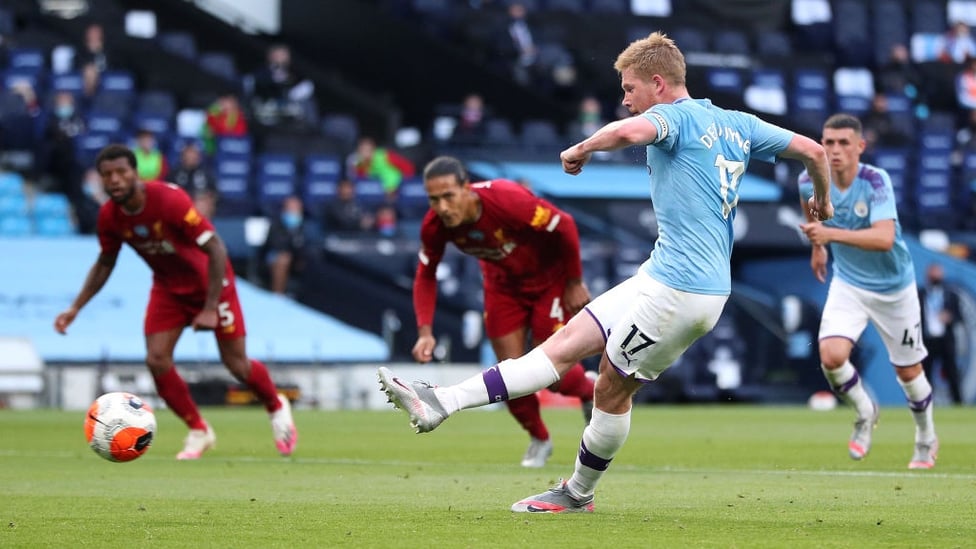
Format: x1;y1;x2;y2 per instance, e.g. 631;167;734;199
584;306;609;342
606;356;653;384
908;392;932;412
482;366;509;403
578;440;612;471
835;369;860;394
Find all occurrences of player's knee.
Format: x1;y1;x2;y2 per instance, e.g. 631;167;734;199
145;352;173;375
819;341;849;369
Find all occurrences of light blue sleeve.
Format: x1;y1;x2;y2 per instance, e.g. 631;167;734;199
869;170;897;223
642;105;679;150
747;115;795;163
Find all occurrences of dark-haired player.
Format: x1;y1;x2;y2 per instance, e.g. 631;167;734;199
410;155;595;468
54;144;297;460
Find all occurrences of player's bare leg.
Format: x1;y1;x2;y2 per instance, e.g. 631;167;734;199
219;337;297;456
146;327;215;459
492;329;552;467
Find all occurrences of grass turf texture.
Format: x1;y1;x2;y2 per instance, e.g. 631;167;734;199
1;405;974;548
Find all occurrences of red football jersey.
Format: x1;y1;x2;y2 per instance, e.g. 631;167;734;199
414;179;582;327
97;181;233;295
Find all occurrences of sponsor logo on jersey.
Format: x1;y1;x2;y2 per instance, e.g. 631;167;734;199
133;225;149;238
468;230;484;241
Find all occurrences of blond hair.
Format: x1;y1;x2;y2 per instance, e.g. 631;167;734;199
614;31;686;85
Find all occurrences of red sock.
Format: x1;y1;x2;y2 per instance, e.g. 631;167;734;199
246;359;282;413
153;366;206;430
506;394;549;440
555;363;595;402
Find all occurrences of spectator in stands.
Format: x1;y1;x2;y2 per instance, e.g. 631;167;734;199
940;21;976;64
451;93;488;144
861;93;912;155
132;129;169;181
374;203;399;238
76;23;109;73
263;195;309;296
202;92;248;155
568;95;616;161
80;63;100;110
876;43;924;105
41;91;85;195
955;55;976;110
323;178;373;232
250;44;317;129
955;108;976;157
8;78;40;118
496;1;538;85
347;136;416;195
76;168;107;234
918;263;963;405
171;142;217;219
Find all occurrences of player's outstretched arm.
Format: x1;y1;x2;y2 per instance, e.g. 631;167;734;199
560;116;657;175
54;253;117;334
781;134;832;221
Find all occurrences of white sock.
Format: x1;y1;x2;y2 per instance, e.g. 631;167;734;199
434;347;560;414
566;408;631;498
898;373;936;443
822;361;875;418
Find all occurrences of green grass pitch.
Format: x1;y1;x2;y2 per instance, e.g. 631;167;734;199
1;404;974;548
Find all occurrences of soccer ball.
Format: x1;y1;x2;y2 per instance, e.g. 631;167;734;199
84;392;156;462
807;390;838;411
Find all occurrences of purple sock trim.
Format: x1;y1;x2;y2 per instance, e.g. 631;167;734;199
835;369;860;394
578;440;612;472
908;392;932;412
482;366;509;403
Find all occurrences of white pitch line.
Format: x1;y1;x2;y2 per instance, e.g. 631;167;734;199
2;449;975;479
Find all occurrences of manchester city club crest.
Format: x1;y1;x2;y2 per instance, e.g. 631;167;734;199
133;225;149;237
853;200;868;218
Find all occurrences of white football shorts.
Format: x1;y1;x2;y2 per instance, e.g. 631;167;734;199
819;277;928;367
584;270;729;381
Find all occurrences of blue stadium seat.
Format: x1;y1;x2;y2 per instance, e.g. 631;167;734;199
832;0;872;66
33;215;75;236
588;0;628;14
157;31;197;59
51;72;84;94
215;155;251;178
302;175;338;209
0;172;24;196
872;0;909;66
0;194;28;217
712;30;751;55
137;90;177;119
483;118;516;145
132;112;172;135
31;193;71;217
74;132;114;166
751;68;786;88
98;70;135;95
215;176;255;216
835;95;871;114
669;27;708;53
215;136;252;157
755;31;793;57
256;173;296;206
320;113;360;150
257;153;297;178
305;153;342;179
198;51;238;81
354;178;388;208
397;176;429;219
707;68;744;94
913;0;948;35
545;0;584;12
90;91;133;119
7;48;46;72
2;69;42;91
0;215;32;237
520;119;561;150
86;111;125;134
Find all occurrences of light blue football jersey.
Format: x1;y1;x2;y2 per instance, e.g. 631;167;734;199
639;98;794;295
798;163;914;293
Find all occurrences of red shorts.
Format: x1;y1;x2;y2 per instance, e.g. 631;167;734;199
483;282;568;341
144;282;246;340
